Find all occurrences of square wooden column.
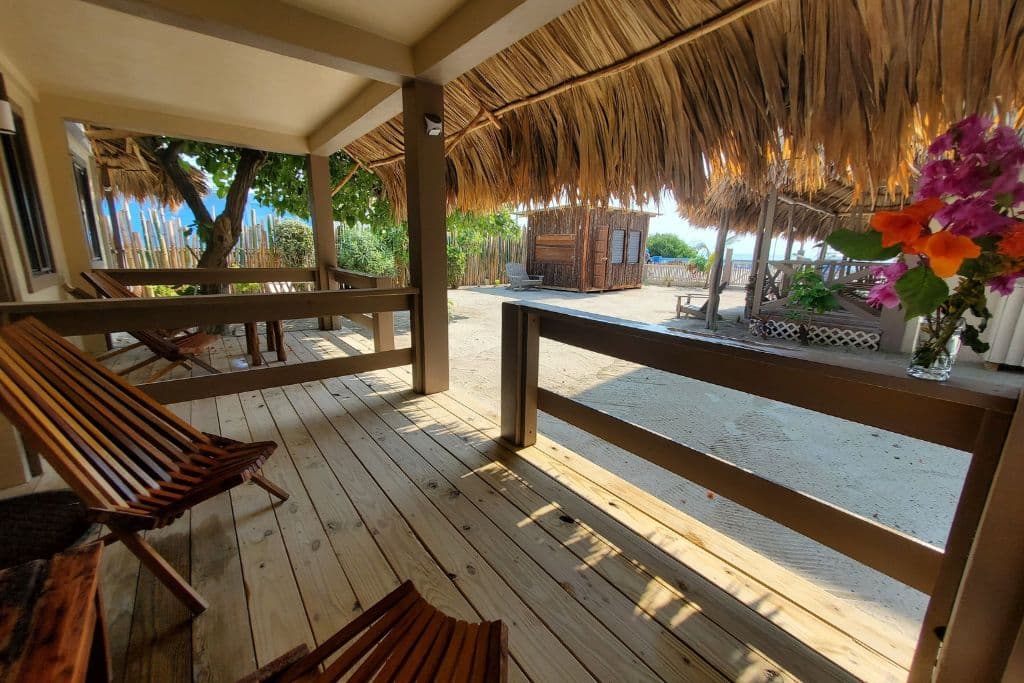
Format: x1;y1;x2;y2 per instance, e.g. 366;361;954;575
403;80;449;394
307;154;338;330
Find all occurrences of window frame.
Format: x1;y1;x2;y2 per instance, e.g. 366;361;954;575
0;107;58;292
610;228;625;265
72;158;103;263
626;230;642;264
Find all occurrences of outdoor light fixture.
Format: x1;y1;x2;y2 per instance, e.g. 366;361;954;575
424;113;442;137
0;74;15;135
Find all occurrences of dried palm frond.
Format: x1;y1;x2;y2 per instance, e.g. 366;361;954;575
348;0;1024;221
85;125;208;207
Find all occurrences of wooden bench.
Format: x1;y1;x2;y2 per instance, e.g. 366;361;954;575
238;581;508;683
0;317;288;614
0;543;110;682
676;280;729;320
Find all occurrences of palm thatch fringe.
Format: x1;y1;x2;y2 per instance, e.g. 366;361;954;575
348;0;1024;220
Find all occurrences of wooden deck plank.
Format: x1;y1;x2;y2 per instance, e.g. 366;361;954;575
328;372;680;682
216;390;315;666
188;395;257;683
237;389;365;641
352;368;818;683
289;375;595;682
394;372;911;681
100;526;141;683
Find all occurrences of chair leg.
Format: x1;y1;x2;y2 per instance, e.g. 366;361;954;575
251;473;289;501
116;531;209;614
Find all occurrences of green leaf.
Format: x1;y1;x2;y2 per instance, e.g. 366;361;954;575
825;229;902;260
894;266;950;320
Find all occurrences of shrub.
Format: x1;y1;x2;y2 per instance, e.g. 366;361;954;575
270;218;315;268
647;233;697;259
690;253;709;272
336;228;397;277
446;243;466;288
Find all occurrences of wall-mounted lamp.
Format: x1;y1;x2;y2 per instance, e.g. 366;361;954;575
0;74;15;135
424;113;442;137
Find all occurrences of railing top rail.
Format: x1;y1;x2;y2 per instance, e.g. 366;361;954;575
328;267;389;288
507;301;1017;450
0;288;418;337
97;267;317;285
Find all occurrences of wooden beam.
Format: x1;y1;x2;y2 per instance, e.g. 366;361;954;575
140;349;412;403
44;94;308;155
99;267;316;285
403;80;448;394
0;289;416;335
705;212;730;330
308;154;339;330
308;0;579;154
537;389;943;592
516;302;1016;451
80;0;413;84
500;303;539;446
750;189;778;317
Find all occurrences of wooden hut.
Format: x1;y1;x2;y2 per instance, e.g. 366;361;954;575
522;206;654;292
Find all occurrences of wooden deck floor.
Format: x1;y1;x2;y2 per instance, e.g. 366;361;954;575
82;324;916;682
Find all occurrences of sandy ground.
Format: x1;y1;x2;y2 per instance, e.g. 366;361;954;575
368;284;1022;643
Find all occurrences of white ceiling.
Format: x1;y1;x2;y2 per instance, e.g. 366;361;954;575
280;0;465;45
0;0;372;136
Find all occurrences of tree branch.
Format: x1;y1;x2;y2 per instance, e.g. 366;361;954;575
150;139;214;228
222;148;268;228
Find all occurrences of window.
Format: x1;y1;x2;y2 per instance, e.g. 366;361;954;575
72;160;103;261
610;229;625;264
1;112;54;276
626;230;642;264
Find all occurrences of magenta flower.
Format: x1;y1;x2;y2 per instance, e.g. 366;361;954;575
866;281;901;309
988;272;1022;295
871;261;909;281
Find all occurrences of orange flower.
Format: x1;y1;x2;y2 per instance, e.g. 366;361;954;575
923;231;982;278
998;224;1024;258
870;198;944;248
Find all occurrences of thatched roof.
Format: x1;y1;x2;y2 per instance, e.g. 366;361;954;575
681;175;909;241
84;126;208;207
348;0;1024;218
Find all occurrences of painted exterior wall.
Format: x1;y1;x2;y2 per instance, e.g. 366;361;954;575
526;206;651;292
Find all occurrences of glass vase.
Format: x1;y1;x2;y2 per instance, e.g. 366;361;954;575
906;315;966;381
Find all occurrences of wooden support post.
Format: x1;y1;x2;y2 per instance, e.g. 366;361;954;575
928;393;1024;681
705;213;731;330
908;409;1013;681
750;189;778;319
101;166;126;268
783;203;795;260
371;275;396;352
500;303;539;446
308;154;338;330
403;80;449;394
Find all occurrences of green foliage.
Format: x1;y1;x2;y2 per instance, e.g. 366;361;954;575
150;284;198;297
446;243;467;288
825;229;902;260
231;282;263;294
894;266;950;320
270;218;314;268
647;233;697;259
690;254;709;272
191;145;393;229
336;228;397;277
447;209;520;254
787;268;841;315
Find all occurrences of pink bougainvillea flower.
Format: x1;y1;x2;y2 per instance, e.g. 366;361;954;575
938;196;1016;237
988;272;1023;295
871;261;909;281
954;114;992;155
866;281;901;309
923;231;982;278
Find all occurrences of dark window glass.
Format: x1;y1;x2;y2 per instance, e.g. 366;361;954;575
73;161;102;260
610;229;625;264
627;230;641;264
1;113;54;274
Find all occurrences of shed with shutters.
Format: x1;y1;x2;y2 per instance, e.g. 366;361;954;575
521;205;655;292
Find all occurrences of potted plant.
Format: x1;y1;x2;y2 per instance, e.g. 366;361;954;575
826;115;1024;380
785;267;841;345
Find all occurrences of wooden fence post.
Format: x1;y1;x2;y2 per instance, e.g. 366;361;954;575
308;154;338;330
403;80;449;394
500;302;538;446
371;275;396;352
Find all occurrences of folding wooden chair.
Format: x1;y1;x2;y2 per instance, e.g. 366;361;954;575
0;317;288;614
239;581;508;683
77;271;221;380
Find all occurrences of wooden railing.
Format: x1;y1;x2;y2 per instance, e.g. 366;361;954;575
330;267;395;352
0;288;416;405
499;300;1022;680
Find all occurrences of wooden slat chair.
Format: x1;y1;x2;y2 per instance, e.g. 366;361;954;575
676;279;729;320
0;317;288;614
504;263;542;290
239;581;508;683
78;271;221;380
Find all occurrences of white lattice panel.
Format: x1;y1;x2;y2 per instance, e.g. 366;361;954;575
750;317;880;350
